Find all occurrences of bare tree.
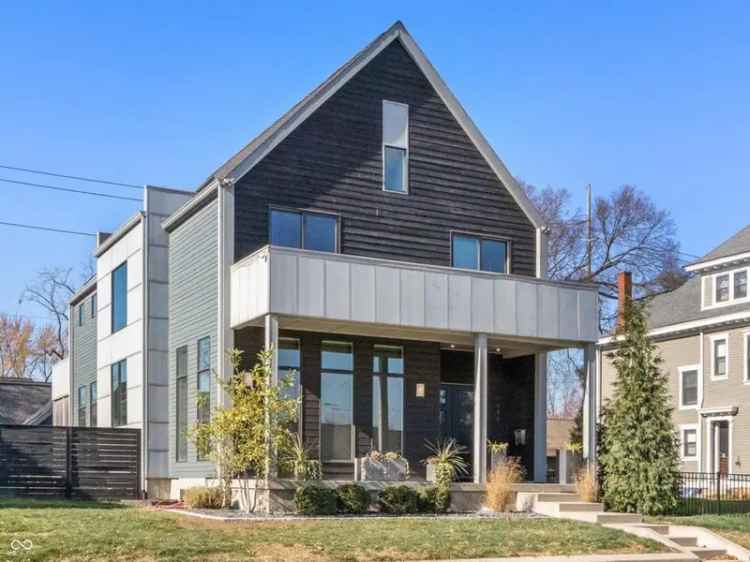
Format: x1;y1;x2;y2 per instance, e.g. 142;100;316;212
0;314;56;380
20;267;78;360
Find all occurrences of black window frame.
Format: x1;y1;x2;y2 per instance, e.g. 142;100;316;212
196;337;211;461
176;345;188;463
89;381;97;427
78;303;84;327
383;145;408;194
91;293;97;319
111;262;128;333
450;231;510;274
372;345;405;454
78;385;87;427
320;340;354;462
111;359;128;427
269;207;339;253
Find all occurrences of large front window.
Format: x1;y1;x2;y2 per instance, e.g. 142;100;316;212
270;209;337;253
320;341;353;462
452;234;508;273
372;345;404;454
111;262;128;332
279;338;301;401
111;359;127;426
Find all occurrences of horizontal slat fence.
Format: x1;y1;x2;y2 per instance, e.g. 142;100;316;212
0;425;141;500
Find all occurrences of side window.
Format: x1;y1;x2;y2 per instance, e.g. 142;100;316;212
175;346;188;463
78;304;84;327
679;368;699;408
89;382;97;427
111;359;128;426
111;262;128;333
716;274;730;303
382;100;408;193
91;293;97;319
269;209;337;253
451;233;509;273
682;428;697;459
712;337;728;379
78;385;87;427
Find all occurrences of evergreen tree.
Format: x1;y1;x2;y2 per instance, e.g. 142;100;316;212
599;302;680;515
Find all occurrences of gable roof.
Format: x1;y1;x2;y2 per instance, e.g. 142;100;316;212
173;21;543;230
0;378;52;425
686;224;750;272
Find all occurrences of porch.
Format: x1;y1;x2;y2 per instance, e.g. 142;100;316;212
229;245;600;484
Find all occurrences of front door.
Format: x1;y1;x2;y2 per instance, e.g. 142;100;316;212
439;383;474;479
711;420;730;475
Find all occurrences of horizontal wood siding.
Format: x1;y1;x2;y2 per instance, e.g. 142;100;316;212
234;41;536;275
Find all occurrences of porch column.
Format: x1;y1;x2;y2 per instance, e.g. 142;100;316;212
582;343;597;468
264;314;279;477
533;353;548;482
473;334;488;484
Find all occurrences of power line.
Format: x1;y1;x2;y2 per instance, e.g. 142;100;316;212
0;220;96;238
0;164;142;190
0;177;142;202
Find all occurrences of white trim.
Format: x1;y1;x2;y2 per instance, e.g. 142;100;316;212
678;364;701;410
679;423;699;462
94;212;144;258
706;415;734;474
744;331;750;384
702;267;750;311
163;181;218;232
701;276;708;309
597;310;750;344
686;250;750;273
709;333;729;381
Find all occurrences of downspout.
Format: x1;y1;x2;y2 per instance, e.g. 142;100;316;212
142;195;149;497
698;329;704;472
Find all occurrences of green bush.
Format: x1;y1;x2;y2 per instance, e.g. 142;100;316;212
294;484;337;515
336;484;370;514
377;485;419;515
417;485;450;514
183;486;224;509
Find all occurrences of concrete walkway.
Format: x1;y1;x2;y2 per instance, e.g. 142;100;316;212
416;554;696;562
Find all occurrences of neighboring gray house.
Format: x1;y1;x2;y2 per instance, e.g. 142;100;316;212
161;21;599;499
0;378;52;426
599;225;750;474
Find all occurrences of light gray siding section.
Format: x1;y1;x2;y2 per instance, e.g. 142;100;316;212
168;200;218;478
71;293;98;426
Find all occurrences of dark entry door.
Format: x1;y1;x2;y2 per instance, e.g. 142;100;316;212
713;420;730;475
439;384;474;478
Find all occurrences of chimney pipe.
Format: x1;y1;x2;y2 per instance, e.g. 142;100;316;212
617;271;632;331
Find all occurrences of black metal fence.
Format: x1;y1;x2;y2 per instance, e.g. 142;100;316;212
674;472;750;516
0;425;141;500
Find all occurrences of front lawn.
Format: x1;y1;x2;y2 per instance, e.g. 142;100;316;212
0;499;666;561
651;514;750;550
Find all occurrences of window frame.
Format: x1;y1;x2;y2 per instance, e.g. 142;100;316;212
450;231;511;274
744;332;750;384
89;381;97;427
706;267;750;309
175;345;188;463
196;337;211;461
78;385;87;427
678;365;700;410
680;424;699;461
372;345;405;455
111;262;128;333
111;359;128;427
710;334;729;381
91;293;97;319
735;270;748;300
319;340;354;462
268;207;340;253
382;100;409;195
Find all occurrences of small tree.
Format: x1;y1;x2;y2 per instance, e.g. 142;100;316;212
191;348;298;510
599;302;680;515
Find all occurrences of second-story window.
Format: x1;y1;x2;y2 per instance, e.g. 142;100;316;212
712;336;728;379
91;293;97;319
269;209;337;253
111;262;128;333
716;274;730;303
735;271;748;300
452;234;508;274
78;385;87;427
382;100;408;193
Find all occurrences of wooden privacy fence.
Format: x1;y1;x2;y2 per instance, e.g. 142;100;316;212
0;425;141;500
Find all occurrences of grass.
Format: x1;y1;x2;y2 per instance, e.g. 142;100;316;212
650;513;750;550
0;499;667;562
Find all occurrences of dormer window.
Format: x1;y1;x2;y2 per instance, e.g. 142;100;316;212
716;274;730;303
382;100;408;193
735;271;747;299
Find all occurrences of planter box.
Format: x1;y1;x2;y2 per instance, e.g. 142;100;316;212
358;457;409;481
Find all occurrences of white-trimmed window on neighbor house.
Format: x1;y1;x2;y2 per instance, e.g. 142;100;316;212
382;100;408;193
711;268;750;307
196;337;211;461
89;381;97;427
452;233;509;274
372;345;404;454
745;333;750;383
269;209;338;253
716;273;730;303
175;345;188;463
735;270;748;300
679;367;699;408
681;426;698;460
712;336;729;380
78;385;87;427
111;359;127;426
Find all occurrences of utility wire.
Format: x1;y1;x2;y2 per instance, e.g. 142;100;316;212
0;164;142;190
0;220;96;238
0;177;142;202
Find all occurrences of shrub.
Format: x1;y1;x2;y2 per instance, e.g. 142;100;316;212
183;486;224;509
294;484;337;515
336;484;370;514
575;467;599;503
417;485;450;514
378;485;419;515
484;457;524;512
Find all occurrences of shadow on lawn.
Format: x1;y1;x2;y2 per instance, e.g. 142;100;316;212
0;498;127;510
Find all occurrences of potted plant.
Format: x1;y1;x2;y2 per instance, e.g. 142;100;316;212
423;439;469;485
358;450;410;481
487;440;509;471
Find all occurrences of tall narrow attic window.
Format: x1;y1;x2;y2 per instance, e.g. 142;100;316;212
382;100;408;193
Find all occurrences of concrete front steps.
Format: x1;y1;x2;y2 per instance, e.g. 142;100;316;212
532;492;642;525
634;523;746;561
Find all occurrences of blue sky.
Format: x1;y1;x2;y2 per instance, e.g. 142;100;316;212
1;1;749;321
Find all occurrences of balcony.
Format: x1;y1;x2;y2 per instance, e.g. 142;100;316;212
230;246;598;349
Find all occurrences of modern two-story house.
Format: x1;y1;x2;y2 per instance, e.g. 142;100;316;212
598;225;750;475
161;21;599;498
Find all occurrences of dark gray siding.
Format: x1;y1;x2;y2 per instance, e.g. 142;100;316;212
168;200;218;478
71;292;97;426
234;41;536;275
